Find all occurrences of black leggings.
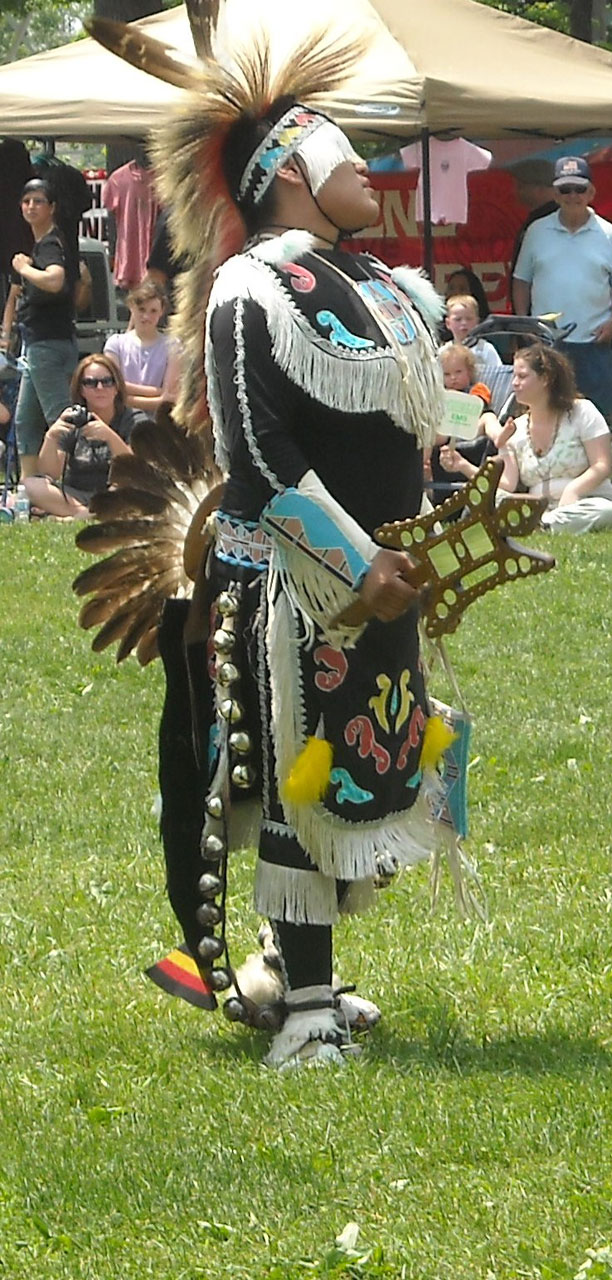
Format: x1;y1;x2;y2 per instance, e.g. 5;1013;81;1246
272;920;333;990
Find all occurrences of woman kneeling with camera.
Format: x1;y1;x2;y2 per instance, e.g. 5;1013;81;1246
25;353;143;519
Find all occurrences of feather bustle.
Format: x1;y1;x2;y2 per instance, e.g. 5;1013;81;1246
135;627;160;667
88;488;168;520
73;549;160;597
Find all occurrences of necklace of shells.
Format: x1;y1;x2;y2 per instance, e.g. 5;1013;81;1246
526;409;563;459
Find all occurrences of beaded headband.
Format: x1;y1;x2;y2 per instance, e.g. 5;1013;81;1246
239;103;358;207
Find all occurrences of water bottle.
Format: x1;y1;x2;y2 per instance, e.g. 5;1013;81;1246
14;484;30;523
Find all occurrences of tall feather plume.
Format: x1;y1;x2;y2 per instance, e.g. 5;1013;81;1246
87;14;367;434
185;0;220;60
85;17;198;91
150;28;368;431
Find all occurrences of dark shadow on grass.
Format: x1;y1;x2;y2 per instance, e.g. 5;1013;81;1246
370;1022;612;1077
148;992;612;1076
166;1016;270;1065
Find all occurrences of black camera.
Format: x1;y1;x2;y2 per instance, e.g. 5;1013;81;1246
62;404;94;430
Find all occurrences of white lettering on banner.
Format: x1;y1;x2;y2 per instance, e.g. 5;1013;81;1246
382;190;417;238
358;189;417;239
360;192;461;242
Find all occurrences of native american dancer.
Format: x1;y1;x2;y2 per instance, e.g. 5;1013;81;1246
77;8;551;1067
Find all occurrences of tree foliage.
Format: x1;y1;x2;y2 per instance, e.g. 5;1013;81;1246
0;0;182;63
476;0;610;42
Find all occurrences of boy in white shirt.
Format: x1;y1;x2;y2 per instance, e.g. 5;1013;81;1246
446;294;502;381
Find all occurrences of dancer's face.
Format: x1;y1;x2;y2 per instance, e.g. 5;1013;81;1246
316;158;380;233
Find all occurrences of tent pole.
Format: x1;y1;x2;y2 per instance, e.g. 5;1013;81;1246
421;127;433;280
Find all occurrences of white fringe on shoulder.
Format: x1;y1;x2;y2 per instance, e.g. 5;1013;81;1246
390;265;446;330
206;239;444;456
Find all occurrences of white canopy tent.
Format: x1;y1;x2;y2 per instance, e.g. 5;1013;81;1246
0;0;612;143
0;0;419;142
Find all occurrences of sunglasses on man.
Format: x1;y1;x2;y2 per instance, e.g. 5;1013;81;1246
81;375;115;388
556;184;588;195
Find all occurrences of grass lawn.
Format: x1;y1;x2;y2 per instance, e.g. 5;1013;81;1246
1;521;612;1280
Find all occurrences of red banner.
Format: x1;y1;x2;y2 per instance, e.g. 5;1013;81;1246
350;163;612;313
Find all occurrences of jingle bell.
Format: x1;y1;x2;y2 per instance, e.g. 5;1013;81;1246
209;968;232;992
374;850;398;888
203;833;225;859
223;996;248;1023
217;591;239;618
253;1003;284;1032
220;697;243;724
229;730;252;756
197;935;224;962
217;661;239;687
206;794;224;820
213;628;234;656
198;872;222;898
196;902;223;927
231;761;255;790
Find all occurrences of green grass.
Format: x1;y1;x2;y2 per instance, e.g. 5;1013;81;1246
1;522;612;1280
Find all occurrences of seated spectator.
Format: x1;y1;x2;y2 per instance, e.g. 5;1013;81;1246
439;266;490;341
438;343;513;449
428;343;509;506
440;344;612;534
446;294;502;381
24;353;143;520
104;279;178;413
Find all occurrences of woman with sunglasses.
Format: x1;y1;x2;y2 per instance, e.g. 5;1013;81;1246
24;354;142;519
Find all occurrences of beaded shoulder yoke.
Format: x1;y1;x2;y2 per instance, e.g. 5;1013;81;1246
205;230;445;467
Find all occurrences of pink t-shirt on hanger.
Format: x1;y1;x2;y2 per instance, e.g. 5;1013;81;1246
103;161;159;288
399;138;492;225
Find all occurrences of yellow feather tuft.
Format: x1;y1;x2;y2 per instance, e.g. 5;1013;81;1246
419;715;458;773
282;737;333;806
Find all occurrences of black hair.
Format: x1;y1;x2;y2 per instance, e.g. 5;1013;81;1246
20;177;56;206
445;267;490;322
222;95;297;235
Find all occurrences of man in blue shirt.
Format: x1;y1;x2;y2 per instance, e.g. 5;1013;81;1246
512;156;612;419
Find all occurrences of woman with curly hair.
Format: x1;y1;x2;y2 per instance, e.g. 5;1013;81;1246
441;343;612;532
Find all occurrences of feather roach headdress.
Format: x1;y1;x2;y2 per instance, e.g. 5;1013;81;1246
88;3;367;433
78;6;367;665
